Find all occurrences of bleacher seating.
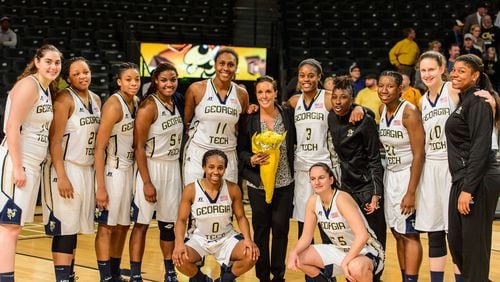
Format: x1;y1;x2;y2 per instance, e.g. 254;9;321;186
0;0;494;96
280;0;484;77
0;0;236;98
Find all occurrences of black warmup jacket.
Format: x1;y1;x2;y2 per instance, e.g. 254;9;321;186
445;86;497;195
237;104;296;188
328;106;384;202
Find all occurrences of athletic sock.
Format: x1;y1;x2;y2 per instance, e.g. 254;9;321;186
219;271;236;281
311;272;329;282
323;264;333;278
110;257;121;278
164;259;175;272
430;271;444;282
0;272;14;282
192;269;208;281
69;258;75;281
455;274;464;282
130;261;142;281
97;260;112;281
405;274;418;281
54;265;71;282
401;269;406;281
306;275;315;282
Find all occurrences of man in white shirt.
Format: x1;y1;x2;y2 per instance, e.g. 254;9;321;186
0;17;17;48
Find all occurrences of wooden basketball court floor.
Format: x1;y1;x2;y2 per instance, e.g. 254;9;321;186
15;205;500;281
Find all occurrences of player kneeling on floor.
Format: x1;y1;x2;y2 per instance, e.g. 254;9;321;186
287;163;385;282
173;150;259;282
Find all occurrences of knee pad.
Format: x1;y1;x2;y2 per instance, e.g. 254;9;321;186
428;231;447;258
158;221;175;242
52;234;77;254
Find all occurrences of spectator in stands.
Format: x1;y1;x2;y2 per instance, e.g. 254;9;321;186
469;24;485;53
463;2;489;38
0;16;16;48
447;43;461;73
349;63;365;97
389;28;420;79
428;40;442;53
401;73;422;106
323;75;335;91
481;14;500;52
461;33;483;57
444;19;464;52
354;73;382;124
495;11;500;28
484;46;499;91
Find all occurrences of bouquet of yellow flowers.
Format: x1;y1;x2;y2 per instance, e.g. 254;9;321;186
251;130;287;203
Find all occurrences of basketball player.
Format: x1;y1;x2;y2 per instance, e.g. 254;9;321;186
378;70;425;282
45;57;101;282
416;51;497;282
183;48;249;186
94;63;140;282
129;63;183;282
415;51;458;282
173;150;259;282
0;44;61;281
286;59;363;238
287;163;385;282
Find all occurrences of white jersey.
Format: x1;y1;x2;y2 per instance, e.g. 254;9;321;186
190;180;233;241
106;93;137;169
294;90;331;170
421;83;455;160
379;101;412;171
146;95;183;160
190;79;241;150
2;75;52;168
62;88;100;166
315;191;384;256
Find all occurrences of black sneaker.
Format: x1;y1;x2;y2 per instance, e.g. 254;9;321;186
164;270;178;282
189;275;213;282
129;274;142;282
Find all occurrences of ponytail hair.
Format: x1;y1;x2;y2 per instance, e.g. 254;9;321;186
61;57;90;84
379;70;403;86
308;162;338;190
111;62;139;93
456;54;500;127
419;51;449;81
144;62;178;101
